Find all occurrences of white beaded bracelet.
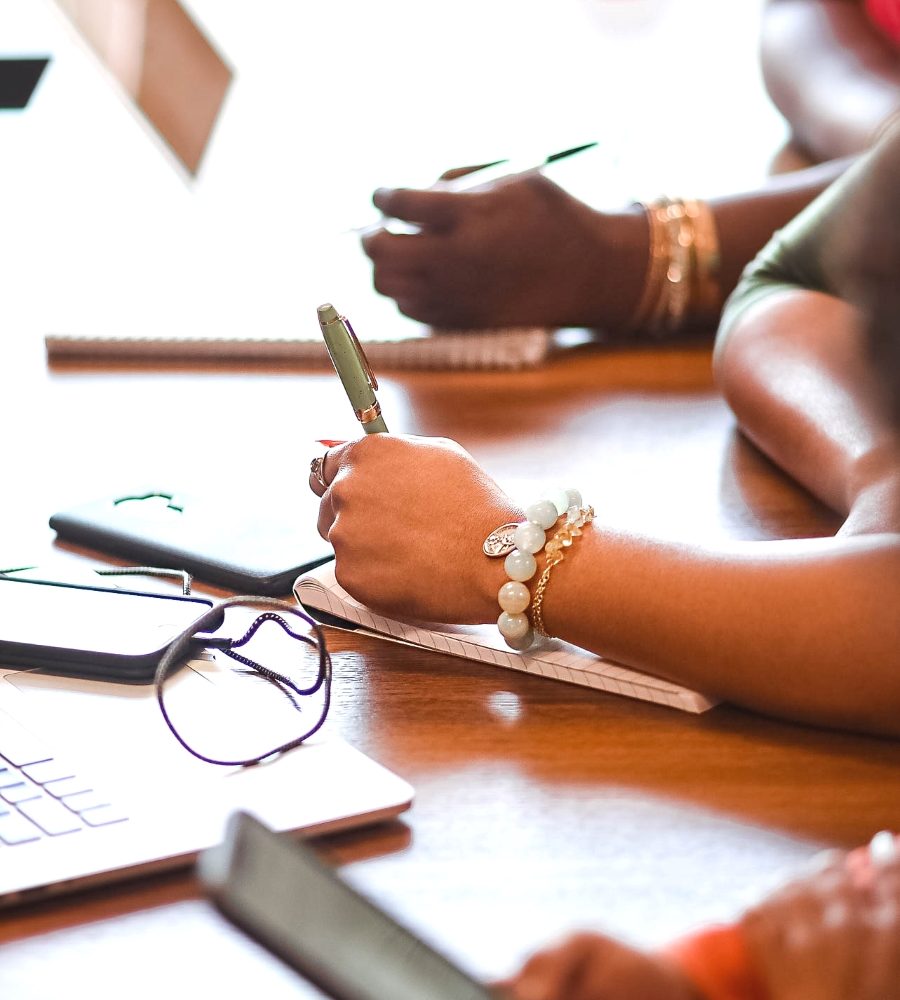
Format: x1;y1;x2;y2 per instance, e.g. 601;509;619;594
482;488;583;650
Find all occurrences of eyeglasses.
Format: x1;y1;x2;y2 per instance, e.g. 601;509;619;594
154;595;332;767
0;563;332;767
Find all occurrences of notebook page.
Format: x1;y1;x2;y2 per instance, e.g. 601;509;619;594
295;564;717;714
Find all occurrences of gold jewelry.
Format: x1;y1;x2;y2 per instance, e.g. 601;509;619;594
628;197;721;336
356;401;383;425
530;505;595;638
492;491;587;650
629;198;670;333
661;200;692;331
683;198;722;318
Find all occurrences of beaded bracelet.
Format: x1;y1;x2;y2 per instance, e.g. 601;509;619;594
482;488;586;650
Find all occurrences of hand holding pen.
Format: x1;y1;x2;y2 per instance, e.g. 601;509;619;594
355;143;597;238
358;142;617;331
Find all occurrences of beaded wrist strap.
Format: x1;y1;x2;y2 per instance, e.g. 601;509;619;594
483;489;592;650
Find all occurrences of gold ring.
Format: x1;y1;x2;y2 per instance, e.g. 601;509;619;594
309;454;328;491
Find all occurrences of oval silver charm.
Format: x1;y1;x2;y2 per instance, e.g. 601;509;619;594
483;522;520;557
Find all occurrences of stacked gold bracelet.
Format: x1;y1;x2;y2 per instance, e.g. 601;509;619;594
531;505;595;638
629;197;722;336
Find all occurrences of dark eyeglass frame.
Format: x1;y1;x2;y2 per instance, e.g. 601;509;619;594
154;596;332;768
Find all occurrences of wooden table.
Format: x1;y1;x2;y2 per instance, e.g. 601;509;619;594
5;332;900;996
3;1;900;997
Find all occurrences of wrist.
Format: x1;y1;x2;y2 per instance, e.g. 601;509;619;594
578;207;650;332
662;924;768;1000
480;491;593;647
474;502;525;624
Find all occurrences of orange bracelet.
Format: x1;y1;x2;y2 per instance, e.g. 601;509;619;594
663;924;768;1000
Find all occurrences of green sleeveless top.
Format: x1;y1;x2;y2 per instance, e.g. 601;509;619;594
719;129;900;340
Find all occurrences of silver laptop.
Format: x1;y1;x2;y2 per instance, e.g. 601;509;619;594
0;655;412;907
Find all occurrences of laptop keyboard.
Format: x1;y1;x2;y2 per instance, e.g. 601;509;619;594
0;713;128;845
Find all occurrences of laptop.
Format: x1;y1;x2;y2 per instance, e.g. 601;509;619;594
0;656;413;907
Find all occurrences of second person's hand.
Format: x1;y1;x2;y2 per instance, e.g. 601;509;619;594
361;174;647;332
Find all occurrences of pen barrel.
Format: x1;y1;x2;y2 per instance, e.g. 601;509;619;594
320;312;388;434
322;325;378;410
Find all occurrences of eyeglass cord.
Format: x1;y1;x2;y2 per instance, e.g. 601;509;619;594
155;596;333;768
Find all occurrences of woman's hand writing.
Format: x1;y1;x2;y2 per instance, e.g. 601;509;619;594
311;435;521;623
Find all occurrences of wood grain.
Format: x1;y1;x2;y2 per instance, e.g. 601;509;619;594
1;1;894;997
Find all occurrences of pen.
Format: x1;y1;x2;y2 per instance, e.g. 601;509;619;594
433;141;598;193
354;142;597;236
317;303;388;434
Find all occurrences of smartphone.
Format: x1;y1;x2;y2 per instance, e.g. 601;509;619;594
199;812;496;1000
49;490;333;596
0;576;214;682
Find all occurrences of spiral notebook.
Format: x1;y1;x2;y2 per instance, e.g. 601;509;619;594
294;564;717;714
44;324;554;371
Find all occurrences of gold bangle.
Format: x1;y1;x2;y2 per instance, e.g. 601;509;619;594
530;505;595;638
629;199;671;333
659;199;692;333
630;198;694;336
683;198;722;319
630;197;722;336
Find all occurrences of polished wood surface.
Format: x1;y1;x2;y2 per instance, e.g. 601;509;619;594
6;337;900;995
3;2;899;998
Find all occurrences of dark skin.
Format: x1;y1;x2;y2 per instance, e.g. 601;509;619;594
313;125;900;1000
316;131;900;740
361;162;848;333
496;840;900;999
361;0;900;336
313;123;900;1000
761;0;900;161
341;13;900;995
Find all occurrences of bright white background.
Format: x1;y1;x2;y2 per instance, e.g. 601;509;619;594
1;0;787;348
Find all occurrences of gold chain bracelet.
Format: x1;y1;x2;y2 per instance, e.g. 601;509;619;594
530;505;595;638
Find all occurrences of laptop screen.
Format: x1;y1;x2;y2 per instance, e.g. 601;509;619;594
53;0;232;174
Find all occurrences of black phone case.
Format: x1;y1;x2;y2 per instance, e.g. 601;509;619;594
49;490;333;596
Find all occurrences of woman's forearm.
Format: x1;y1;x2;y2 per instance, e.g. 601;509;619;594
361;159;850;334
539;526;900;736
713;289;900;526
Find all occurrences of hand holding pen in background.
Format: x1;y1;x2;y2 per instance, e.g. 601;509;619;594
354;142;598;238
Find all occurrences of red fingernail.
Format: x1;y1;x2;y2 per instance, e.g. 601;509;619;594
316;439;346;447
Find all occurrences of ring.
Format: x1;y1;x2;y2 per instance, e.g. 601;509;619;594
310;454;329;492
